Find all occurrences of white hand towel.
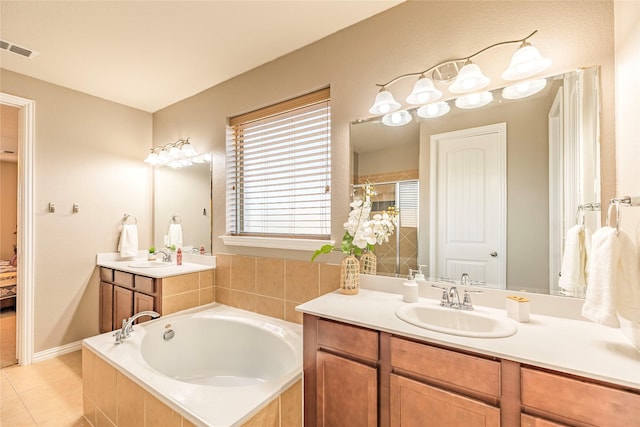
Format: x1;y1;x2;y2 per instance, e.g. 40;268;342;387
118;224;139;258
582;226;620;327
168;223;183;249
559;224;588;292
615;230;640;323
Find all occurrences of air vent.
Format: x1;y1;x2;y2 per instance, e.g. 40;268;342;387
0;39;39;59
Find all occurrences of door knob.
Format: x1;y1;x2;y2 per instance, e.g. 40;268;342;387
490;251;498;257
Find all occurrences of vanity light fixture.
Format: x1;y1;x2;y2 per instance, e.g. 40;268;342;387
381;110;413;127
144;137;204;167
455;91;494;109
369;30;551;125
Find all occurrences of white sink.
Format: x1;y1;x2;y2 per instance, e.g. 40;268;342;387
396;304;517;338
128;261;173;268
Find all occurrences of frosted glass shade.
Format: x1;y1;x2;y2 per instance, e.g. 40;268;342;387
144;152;160;165
501;43;551;81
369;89;401;115
406;76;443;105
502;78;547;99
382;110;413;127
417;101;450;119
455;91;493;109
449;63;491;93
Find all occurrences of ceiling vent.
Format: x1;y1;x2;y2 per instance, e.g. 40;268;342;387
0;39;39;59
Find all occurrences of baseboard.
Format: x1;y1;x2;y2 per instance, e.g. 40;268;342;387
32;340;83;363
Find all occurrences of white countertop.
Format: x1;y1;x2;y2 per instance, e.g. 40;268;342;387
296;288;640;390
97;252;215;278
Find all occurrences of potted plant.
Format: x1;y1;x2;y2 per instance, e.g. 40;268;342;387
148;246;156;261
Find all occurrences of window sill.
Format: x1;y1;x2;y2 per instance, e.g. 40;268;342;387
219;236;335;252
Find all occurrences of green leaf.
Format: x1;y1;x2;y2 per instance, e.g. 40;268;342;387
311;244;335;262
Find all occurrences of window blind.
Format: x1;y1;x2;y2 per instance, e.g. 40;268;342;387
226;89;331;238
398;180;419;228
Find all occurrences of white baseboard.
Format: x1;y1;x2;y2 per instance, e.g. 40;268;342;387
32;340;83;363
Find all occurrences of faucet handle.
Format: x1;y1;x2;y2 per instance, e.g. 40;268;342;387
461;289;482;310
431;284;450;306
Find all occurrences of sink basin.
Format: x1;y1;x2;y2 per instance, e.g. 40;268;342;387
128;261;173;268
396;304;517;338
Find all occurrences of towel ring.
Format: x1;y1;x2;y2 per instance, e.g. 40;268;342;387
606;200;620;235
122;214;137;225
170;215;182;224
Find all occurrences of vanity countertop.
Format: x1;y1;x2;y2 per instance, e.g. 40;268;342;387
296;288;640;390
97;252;215;278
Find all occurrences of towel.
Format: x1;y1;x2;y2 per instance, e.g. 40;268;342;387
168;223;183;249
581;226;640;327
118;224;139;257
559;224;591;293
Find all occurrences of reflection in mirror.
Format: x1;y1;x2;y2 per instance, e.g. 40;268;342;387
351;67;601;296
154;158;213;254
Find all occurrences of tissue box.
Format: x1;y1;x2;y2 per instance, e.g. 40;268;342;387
506;295;530;322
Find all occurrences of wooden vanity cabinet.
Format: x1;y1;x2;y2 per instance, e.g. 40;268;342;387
304;315;379;427
389;336;501;427
99;267;161;333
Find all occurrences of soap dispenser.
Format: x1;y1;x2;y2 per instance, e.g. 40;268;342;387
414;264;427;282
402;269;419;303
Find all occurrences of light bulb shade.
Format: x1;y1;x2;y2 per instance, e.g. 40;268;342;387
501;43;551;81
369;88;401;115
449;63;491;93
502;78;547;100
158;149;169;163
406;76;443;105
144;152;160;165
455;91;493;109
169;145;180;157
417;101;450;119
381;110;413;127
181;141;197;157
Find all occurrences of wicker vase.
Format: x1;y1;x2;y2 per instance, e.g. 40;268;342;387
360;251;377;275
340;255;360;295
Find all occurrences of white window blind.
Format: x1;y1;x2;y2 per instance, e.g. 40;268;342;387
226;89;331;239
398;180;419;228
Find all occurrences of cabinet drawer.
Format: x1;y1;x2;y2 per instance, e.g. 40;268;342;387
390;337;501;398
100;267;113;282
113;270;133;288
521;367;640;426
317;319;378;362
135;276;155;293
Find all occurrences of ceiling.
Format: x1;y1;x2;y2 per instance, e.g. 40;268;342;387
0;0;403;114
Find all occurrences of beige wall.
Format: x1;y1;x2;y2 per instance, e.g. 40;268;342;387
154;1;616;265
0;70;152;352
614;0;640;347
0;0;621;354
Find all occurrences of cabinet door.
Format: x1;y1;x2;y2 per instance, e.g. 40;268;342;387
134;292;155;321
317;351;377;427
390;374;500;427
521;413;569;427
99;281;114;333
113;286;133;331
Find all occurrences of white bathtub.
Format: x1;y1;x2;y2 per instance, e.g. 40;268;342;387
83;304;303;426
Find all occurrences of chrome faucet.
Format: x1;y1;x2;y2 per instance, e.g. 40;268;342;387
431;273;482;310
114;310;160;344
448;286;461;308
155;250;172;262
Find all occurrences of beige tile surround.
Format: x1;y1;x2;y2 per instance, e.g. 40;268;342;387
82;345;301;427
160;270;215;315
214;253;340;324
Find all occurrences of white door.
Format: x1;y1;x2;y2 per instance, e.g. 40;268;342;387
429;123;506;287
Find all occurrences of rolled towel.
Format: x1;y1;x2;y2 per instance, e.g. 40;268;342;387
168;223;183;249
118;224;139;258
559;224;588;292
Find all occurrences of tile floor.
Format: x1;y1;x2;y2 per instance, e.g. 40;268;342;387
0;350;87;426
0;307;17;368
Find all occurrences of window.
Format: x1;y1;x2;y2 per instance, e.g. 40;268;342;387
226;88;331;240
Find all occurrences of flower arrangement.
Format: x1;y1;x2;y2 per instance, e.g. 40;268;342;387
312;184;398;261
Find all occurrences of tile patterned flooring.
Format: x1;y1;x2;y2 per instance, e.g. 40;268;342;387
0;350;86;426
0;308;17;368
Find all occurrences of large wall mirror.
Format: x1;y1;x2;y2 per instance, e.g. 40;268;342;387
351;67;601;297
153;159;213;254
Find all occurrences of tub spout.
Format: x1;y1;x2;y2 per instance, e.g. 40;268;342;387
114;310;160;344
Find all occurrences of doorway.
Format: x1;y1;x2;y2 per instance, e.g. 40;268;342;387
0;104;19;367
1;92;35;366
429;123;507;287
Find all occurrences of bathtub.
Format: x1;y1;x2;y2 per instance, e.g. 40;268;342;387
83;304;303;426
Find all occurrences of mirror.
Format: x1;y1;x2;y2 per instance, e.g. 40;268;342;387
351;67;601;296
153;159;213;254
